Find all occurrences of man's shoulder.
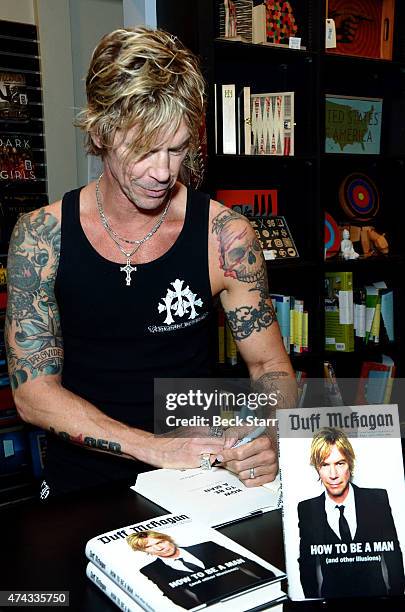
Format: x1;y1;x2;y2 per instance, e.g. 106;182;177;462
352;483;388;502
298;492;324;512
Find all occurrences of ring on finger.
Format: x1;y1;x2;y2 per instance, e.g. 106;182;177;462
200;453;211;470
249;467;255;479
208;426;223;438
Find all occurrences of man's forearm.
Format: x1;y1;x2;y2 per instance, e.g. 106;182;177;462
13;377;154;463
252;370;298;414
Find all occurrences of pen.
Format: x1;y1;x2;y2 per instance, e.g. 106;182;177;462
212;425;267;466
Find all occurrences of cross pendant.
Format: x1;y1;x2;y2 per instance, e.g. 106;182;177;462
120;259;137;286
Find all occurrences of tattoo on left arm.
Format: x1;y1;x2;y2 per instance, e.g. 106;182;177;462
212;209;276;340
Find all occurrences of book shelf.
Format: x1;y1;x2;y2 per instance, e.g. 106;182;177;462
0;20;48;505
157;0;405;387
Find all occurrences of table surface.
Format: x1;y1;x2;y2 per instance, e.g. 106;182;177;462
0;481;403;612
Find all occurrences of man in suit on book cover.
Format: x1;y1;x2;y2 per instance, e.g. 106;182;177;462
297;427;405;599
127;530;275;609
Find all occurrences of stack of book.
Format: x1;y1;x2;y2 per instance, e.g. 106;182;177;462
85;513;287;611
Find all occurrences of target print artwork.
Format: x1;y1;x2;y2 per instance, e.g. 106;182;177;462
324;211;340;259
339;173;380;221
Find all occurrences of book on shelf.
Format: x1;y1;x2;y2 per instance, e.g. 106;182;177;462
0;134;36;182
85;512;286;611
277;403;405;600
325;95;383;155
0;193;45;251
237;86;251;154
326;0;395;60
133;468;281;528
251;92;294;155
28;428;47;478
252;1;267;44
0;425;29;475
216;188;278;217
356;355;396;405
325;271;354;352
221;84;237;154
249;215;299;260
270;293;290;353
0;72;29;121
268;293;308;355
324;361;344;407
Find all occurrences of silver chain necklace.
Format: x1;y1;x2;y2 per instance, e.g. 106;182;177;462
95;174;172;286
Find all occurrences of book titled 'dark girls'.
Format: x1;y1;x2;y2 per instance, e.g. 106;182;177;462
277;404;405;601
85;513;286;611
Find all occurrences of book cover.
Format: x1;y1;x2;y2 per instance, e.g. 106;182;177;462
133;468;281;528
327;0;395;60
277;404;405;600
249;216;299;260
251;92;294;156
216;188;278;217
325;95;383;154
325;271;354;352
0;72;29;120
0;135;36;182
85;513;286;611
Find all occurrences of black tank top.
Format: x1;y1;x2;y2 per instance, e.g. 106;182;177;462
44;187;215;494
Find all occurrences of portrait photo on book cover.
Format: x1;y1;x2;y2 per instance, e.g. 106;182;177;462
278;406;405;600
126;529;275;609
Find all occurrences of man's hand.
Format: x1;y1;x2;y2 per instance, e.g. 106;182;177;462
215;434;278;487
145;426;226;469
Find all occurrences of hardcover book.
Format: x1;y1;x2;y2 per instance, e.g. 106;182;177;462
251;92;294;155
133;468;281;528
85;513;286;611
325;271;354;352
277;404;405;600
87;561;286;612
327;0;395;60
0;135;36;181
0;72;29;120
325;95;383;154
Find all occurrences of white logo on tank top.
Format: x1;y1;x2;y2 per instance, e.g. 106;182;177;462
158;279;203;326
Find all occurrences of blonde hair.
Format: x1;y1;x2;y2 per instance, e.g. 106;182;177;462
75;26;205;177
127;530;175;552
310;428;355;476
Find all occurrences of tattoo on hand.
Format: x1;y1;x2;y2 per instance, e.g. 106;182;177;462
50;427;122;454
5;209;62;389
212;209;276;340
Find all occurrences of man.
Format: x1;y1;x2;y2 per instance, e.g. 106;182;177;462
127;529;274;609
5;27;296;498
298;427;405;598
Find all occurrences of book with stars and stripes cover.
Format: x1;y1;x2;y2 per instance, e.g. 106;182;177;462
277;404;405;600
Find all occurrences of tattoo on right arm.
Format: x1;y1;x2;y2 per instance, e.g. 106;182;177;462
49;427;122;455
5;208;63;390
